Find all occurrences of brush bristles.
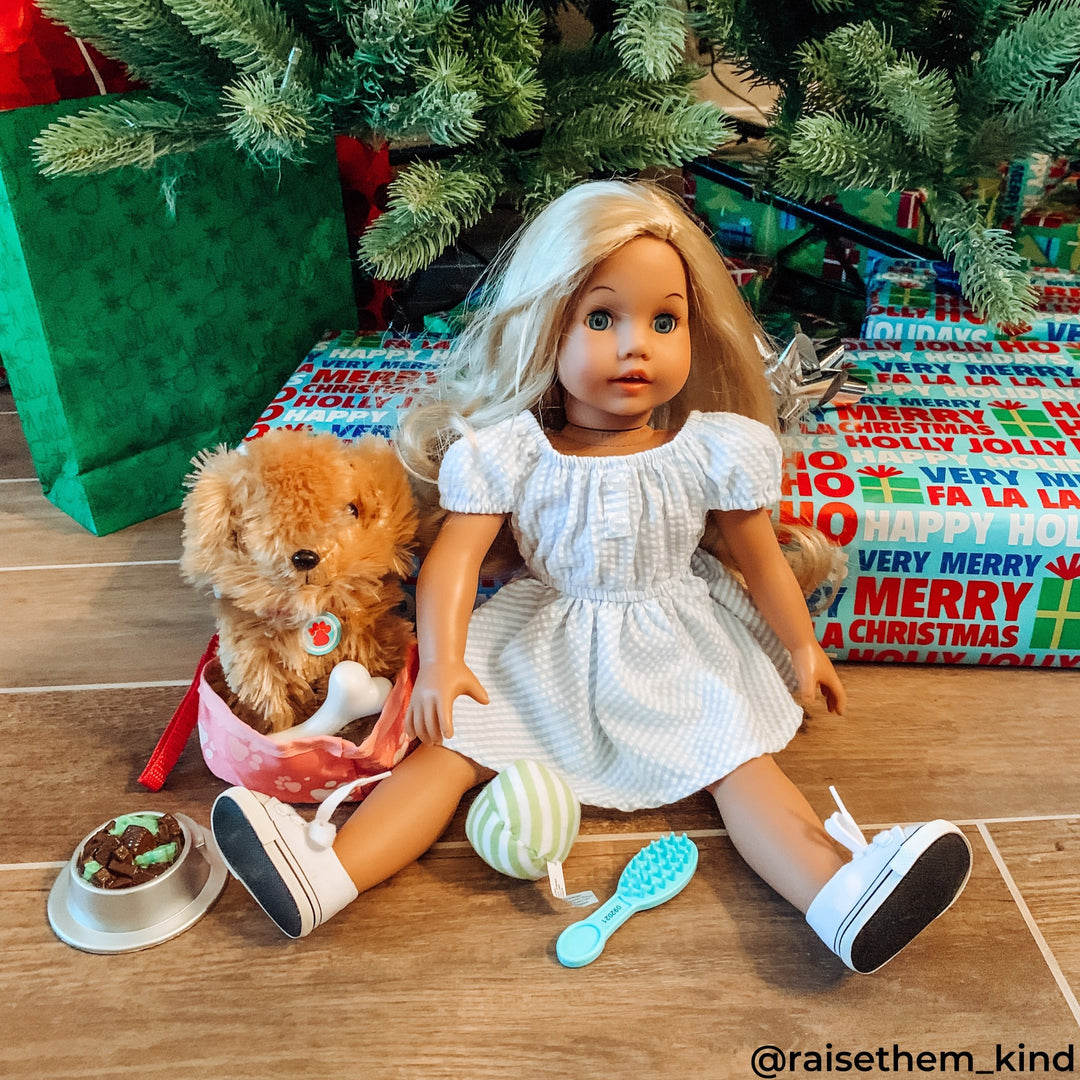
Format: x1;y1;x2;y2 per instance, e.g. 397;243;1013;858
619;832;696;900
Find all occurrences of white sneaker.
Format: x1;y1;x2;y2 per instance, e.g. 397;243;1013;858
806;787;972;974
211;776;385;938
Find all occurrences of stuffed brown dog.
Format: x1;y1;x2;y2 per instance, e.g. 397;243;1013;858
180;428;417;735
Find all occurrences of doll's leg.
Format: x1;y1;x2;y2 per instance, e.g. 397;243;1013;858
333;743;494;893
708;754;844;914
710;755;972;973
212;745;490;939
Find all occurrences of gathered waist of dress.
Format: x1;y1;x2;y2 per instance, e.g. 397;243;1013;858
530;570;703;604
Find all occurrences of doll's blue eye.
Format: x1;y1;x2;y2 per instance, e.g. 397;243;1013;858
586;311;612;331
654;313;676;333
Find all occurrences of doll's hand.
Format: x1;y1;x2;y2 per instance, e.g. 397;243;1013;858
791;642;846;716
405;660;490;745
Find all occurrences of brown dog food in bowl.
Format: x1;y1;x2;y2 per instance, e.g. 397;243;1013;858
77;813;185;889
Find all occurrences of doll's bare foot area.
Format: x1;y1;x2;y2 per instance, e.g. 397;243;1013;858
805;788;972;973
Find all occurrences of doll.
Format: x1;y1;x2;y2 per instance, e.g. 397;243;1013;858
211;180;972;972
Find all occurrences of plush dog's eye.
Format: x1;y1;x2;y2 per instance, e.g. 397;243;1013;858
347;503;359;518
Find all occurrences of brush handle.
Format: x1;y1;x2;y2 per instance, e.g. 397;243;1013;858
555;892;634;968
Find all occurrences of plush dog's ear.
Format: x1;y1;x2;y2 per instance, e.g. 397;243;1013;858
180;444;250;587
344;436;419;572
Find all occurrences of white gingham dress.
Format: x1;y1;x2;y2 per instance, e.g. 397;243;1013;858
440;410;802;811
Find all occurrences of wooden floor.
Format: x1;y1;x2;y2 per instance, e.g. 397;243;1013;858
3;383;1079;1080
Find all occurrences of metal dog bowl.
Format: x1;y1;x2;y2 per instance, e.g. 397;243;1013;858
47;811;228;954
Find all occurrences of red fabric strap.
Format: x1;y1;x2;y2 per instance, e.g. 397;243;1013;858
138;635;219;791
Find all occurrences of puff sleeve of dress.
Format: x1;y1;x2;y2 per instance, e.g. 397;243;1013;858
690;412;782;511
437;413;532;514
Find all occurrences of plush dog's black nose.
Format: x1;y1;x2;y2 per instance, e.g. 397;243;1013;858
291;549;321;571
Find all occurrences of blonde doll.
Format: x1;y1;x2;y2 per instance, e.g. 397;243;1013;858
212;180;971;973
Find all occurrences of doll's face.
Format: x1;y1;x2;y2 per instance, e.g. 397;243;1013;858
557;236;691;430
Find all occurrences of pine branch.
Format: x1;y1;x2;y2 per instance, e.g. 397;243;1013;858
36;0;233;100
542;39;701;114
222;71;330;162
796;20;896;106
875;60;959;158
612;0;688;81
472;1;546;135
476;0;544;65
952;0;1032;54
548;96;734;172
344;0;465;79
993;66;1080;156
926;188;1036;326
774;113;913;199
475;57;546;137
32;98;225;175
409;50;485;144
516;158;588;217
165;0;313;79
358;155;503;278
972;0;1080;106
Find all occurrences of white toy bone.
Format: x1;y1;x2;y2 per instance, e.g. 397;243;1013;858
266;661;392;743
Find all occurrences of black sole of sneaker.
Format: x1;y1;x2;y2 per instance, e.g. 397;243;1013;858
211;796;305;939
848;831;972;974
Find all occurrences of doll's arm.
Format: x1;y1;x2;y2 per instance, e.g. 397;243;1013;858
406;511;508;744
715;508;846;715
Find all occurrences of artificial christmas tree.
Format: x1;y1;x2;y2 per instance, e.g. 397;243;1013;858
693;0;1080;327
31;0;734;279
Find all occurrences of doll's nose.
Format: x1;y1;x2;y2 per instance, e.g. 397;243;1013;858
618;322;649;358
291;549;321;571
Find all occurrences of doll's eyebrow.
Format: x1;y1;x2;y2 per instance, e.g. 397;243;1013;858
586;285;686;300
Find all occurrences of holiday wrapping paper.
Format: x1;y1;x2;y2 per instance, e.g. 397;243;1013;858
1014;205;1080;272
693;176;926;284
788;339;1080;667
862;258;1080;343
243;330;448;442
0;95;356;534
246;330;510;605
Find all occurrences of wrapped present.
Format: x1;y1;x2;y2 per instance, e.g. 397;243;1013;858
997;154;1072;228
0;95;357;534
693;175;927;284
244;330;448;442
1014;203;1080;271
786;340;1080;668
863;258;1080;343
250;330;527;608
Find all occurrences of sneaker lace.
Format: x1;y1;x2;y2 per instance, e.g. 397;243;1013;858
307;771;392;849
823;786;905;857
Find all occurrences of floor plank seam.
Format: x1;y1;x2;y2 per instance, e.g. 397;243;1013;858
976;822;1080;1030
0;680;192;694
0;560;181;572
4;815;1078;867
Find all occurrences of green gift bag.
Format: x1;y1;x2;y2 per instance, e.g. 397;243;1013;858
0;96;357;534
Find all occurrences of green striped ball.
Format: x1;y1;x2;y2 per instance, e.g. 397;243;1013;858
466;760;581;880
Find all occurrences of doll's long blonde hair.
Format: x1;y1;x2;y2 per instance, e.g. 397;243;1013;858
397;179;776;483
397;179;839;596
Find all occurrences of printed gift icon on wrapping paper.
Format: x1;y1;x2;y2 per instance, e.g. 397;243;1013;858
1030;555;1080;651
990;400;1060;439
858;466;925;504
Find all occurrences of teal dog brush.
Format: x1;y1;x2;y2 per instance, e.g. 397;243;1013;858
556;832;698;968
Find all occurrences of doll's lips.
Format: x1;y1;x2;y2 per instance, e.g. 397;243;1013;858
611;370;650;385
